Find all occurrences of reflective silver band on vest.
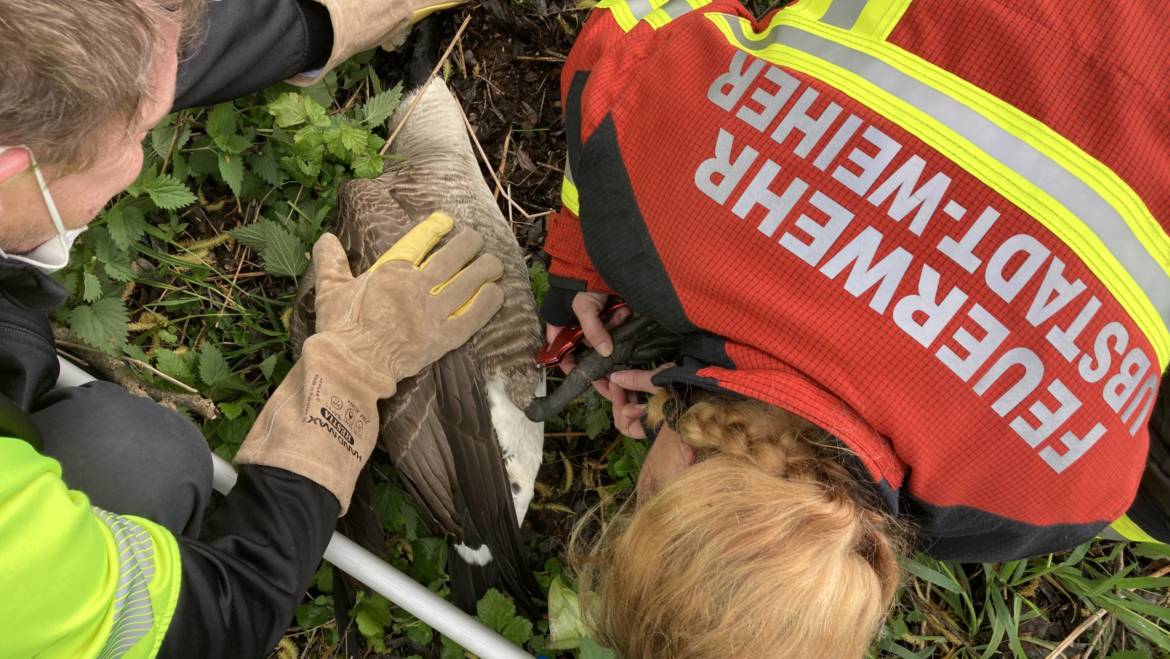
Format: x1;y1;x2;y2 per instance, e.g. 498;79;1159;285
625;0;698;23
820;0;867;29
721;17;1170;331
94;508;157;659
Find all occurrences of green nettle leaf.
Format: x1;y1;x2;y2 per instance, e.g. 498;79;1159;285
251;144;284;186
206;103;238;146
354;594;391;651
105;205;147;251
477;589;533;646
218;153;245;197
259;225;309;278
268;92;329;129
404;622;433;647
584;400;612;440
68;297;129;354
361;83;403;126
199;343;232;387
338;122;370;154
295;595;333;629
150;117;176;160
231;219;309;277
528;261;550;309
143;174;197;210
351;152;385;179
155;349;195;382
258;354;280;380
409;537;447;585
81;272;102;303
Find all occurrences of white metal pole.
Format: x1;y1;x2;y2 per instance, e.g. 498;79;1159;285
56;357;533;659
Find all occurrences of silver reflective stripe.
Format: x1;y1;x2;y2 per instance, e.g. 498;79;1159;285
564;158;574;185
626;0;655;20
93;508;156;659
661;0;695;20
820;0;867;29
722;17;1170;330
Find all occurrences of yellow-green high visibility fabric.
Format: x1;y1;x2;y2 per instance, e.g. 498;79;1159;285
0;438;182;659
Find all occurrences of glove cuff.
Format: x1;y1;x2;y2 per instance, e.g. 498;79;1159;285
234;344;392;514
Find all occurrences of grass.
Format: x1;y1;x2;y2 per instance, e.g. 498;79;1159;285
55;18;1170;659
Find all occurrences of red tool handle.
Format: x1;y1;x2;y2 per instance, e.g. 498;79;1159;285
535;300;629;367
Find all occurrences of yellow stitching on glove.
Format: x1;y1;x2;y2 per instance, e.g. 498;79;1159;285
411;1;467;23
370;212;454;271
449;283;494;318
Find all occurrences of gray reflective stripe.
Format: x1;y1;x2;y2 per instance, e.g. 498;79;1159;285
820;0;867;29
564;158;574;185
626;0;655;20
661;0;695;20
94;508;157;659
722;17;1170;331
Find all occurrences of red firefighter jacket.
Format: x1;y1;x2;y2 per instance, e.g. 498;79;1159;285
543;0;1170;559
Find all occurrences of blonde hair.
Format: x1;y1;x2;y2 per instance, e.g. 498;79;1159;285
572;392;904;658
0;0;204;170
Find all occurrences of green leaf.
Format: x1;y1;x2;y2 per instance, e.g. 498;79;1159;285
362;83;403;126
296;595;333;629
901;557;962;594
580;637;618;659
268;92;328;129
339;122;370;154
260;228;308;278
218;153;244;197
251;144;284;186
439;635;465;659
529;261;550;309
68;297;129;354
199;343;232;387
105;205;147;251
150;116;176;160
585;400;612;440
546;577;587;650
354;593;391;647
230;220;309;277
477;589;533;646
81;272;102;303
609;438;647;479
143;174;196;210
409;537;447;586
206;103;238;146
404;622;433;647
258;354;279;380
155;349;194;382
351;152;384;179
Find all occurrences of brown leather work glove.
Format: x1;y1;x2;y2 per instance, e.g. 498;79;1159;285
235;212;503;513
290;0;466;86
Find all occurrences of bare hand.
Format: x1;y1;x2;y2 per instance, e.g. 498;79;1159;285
545;291;632;397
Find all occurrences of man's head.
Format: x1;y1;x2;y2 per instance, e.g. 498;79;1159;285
0;0;202;255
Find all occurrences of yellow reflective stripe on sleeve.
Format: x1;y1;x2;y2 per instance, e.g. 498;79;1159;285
562;176;581;216
814;0;913;39
707;13;1170;366
1109;514;1160;543
852;0;913;40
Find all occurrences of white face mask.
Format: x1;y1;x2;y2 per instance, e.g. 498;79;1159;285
0;145;86;273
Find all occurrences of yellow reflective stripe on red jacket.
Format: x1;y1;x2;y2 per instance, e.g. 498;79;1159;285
706;11;1170;366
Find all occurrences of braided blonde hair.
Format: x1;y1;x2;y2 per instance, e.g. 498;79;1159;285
572;391;904;658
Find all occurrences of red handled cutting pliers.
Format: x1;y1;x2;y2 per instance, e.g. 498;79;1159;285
534;299;629;367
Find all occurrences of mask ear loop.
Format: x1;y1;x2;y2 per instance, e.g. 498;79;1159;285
24;148;70;250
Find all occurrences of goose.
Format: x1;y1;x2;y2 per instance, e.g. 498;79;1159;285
290;78;545;612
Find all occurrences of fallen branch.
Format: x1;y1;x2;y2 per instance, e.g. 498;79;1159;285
53;327;218;421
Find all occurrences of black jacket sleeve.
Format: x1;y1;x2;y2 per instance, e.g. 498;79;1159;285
0;260;343;658
159;465;339;658
1127;370;1170;542
173;0;334;110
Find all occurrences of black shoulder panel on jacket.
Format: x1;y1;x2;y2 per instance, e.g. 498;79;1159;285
577;115;733;369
